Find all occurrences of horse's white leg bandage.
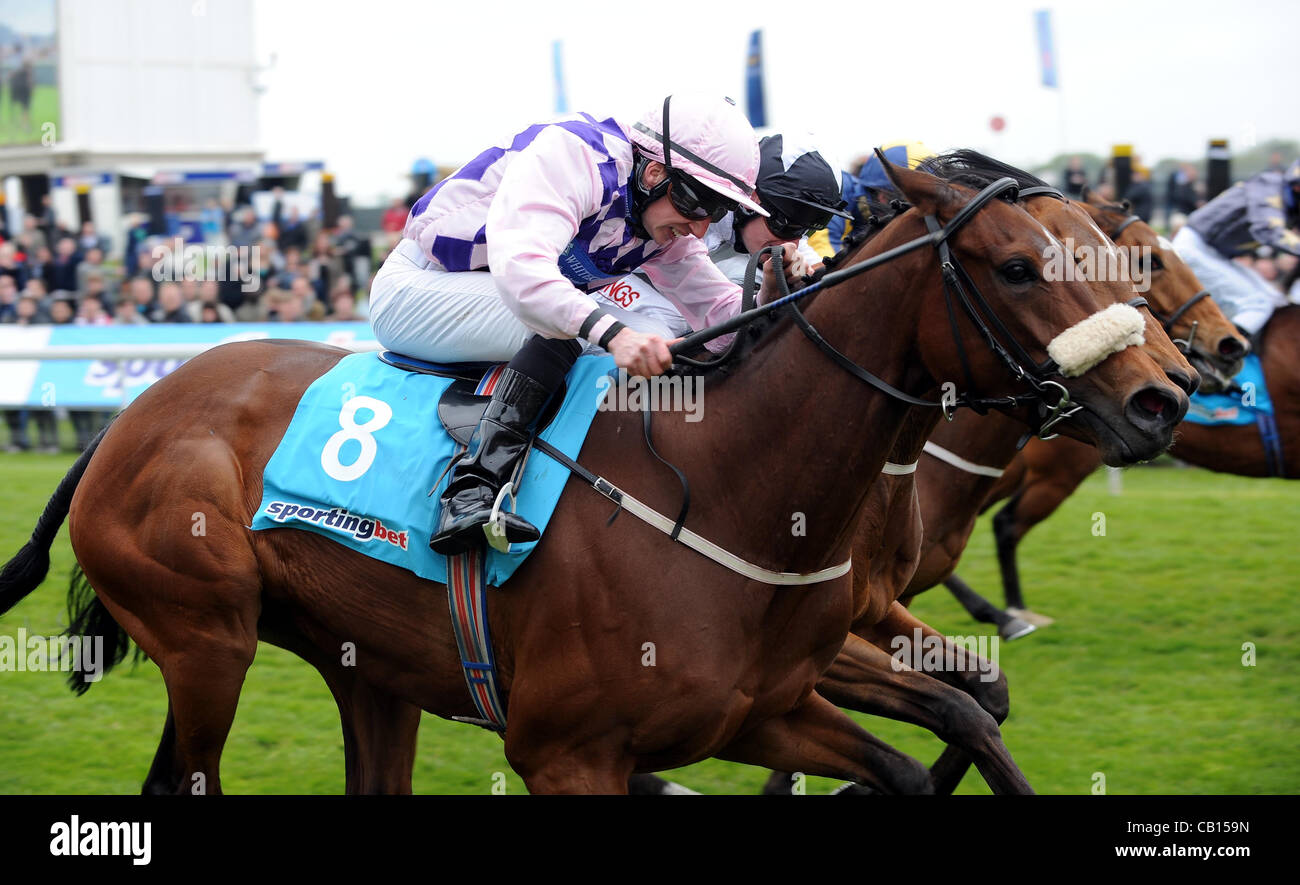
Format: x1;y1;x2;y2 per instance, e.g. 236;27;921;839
1046;303;1146;378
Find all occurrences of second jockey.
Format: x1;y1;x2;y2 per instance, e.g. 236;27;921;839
1173;159;1300;338
588;133;851;338
368;94;776;556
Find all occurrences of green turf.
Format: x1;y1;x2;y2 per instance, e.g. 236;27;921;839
0;450;1296;794
0;85;59;145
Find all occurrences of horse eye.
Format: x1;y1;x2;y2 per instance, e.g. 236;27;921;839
1000;260;1037;285
1151;254;1164;271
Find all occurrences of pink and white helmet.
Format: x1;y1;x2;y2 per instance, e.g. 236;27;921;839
630;93;767;217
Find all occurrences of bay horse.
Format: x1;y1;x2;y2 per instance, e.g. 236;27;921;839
1;160;1188;794
905;187;1249;633
758;153;1204;795
964;301;1297;624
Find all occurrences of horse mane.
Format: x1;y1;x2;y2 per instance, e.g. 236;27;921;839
917;149;1051;196
709;149;1050;377
919;149;1131;234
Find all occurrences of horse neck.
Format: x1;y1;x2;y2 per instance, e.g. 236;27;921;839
695;255;935;572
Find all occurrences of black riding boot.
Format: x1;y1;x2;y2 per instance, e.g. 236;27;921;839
429;336;581;556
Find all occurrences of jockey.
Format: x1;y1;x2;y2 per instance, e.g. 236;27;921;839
367;94;770;556
808;140;932;259
1172;159;1300;337
589;133;850;337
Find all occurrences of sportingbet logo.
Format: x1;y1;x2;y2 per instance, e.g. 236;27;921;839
264;501;409;550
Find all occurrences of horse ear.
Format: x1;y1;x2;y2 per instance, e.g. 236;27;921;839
875;147;949;215
1080;185;1091;202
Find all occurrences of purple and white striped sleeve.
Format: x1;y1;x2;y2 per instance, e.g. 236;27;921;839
484;126;615;341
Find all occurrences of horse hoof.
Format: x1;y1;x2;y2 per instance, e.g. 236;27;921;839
657;781;700;795
1006;607;1055;627
830;782;878;796
1000;617;1037;641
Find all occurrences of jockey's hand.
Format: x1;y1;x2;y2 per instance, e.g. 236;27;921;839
758;242;810;305
607;328;675;377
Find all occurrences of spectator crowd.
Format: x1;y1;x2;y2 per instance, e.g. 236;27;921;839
2;190;397;452
1;189;382;329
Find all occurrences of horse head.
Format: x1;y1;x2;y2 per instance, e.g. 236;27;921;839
1079;190;1249;392
871;155;1188;465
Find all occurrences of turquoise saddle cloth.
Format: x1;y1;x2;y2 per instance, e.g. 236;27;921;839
250;351;616;586
1184;354;1272;427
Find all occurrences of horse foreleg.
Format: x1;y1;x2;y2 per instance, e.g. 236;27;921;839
717;692;933;795
943;573;1037;641
993;494;1029;613
994;481;1071;625
833;622;1031;795
858;602;1016;792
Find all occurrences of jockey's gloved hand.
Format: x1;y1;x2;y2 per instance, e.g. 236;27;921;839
608;328;675;377
758;242;809;304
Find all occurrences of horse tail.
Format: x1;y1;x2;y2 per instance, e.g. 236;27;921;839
65;562;136;696
0;421;135;696
0;422;111;616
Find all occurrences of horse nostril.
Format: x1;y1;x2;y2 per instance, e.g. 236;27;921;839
1218;336;1248;359
1166;369;1199;396
1135;388;1171;417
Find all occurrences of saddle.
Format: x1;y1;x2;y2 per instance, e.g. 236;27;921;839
378;351;566;446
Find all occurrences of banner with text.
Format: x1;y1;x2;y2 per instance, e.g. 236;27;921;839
0;323;377;409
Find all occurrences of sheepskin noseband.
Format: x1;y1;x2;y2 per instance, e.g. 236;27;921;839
1046;303;1146;378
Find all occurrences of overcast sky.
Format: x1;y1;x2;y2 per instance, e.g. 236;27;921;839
254;0;1298;205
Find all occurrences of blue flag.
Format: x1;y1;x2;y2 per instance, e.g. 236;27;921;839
1035;10;1058;89
552;39;568;114
745;29;766;128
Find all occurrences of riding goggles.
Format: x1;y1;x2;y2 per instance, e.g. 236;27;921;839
667;168;738;223
736;202;832;241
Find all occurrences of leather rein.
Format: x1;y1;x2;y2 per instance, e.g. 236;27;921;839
670;177;1150;440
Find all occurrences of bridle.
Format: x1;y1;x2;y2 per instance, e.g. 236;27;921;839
670;176;1141;440
1107;212;1211;356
